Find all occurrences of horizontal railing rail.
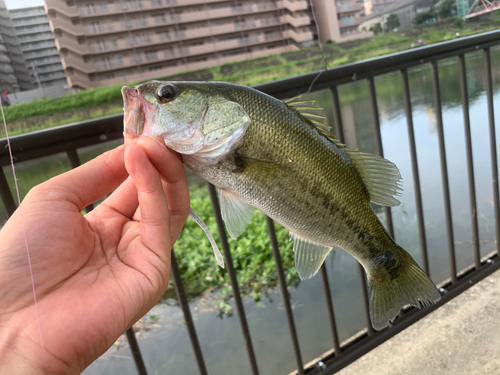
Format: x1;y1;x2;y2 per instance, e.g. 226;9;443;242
2;29;500;375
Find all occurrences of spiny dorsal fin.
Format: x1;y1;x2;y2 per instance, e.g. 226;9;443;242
284;95;345;149
284;96;403;207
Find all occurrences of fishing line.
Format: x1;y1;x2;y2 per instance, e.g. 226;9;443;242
0;101;47;372
307;0;328;94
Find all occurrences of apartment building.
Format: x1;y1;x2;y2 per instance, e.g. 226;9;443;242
45;0;316;89
370;0;398;14
313;0;372;44
0;0;32;92
9;6;67;88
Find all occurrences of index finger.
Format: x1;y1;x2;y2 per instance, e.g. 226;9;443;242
137;137;190;241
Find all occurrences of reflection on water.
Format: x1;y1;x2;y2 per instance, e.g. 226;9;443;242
1;47;500;374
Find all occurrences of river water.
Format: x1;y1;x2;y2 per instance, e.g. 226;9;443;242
2;47;500;374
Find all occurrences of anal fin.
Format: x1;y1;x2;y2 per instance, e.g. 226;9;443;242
291;232;332;280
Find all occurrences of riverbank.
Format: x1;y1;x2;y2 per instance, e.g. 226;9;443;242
3;14;500;137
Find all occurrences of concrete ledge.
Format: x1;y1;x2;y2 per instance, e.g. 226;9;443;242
338;268;500;375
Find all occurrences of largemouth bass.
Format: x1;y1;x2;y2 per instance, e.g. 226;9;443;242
122;81;441;330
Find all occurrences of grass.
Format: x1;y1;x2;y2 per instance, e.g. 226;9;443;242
2;13;500;136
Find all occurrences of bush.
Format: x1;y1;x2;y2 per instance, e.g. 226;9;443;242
386;14;400;31
415;11;436;25
454;17;464;29
369;23;383;35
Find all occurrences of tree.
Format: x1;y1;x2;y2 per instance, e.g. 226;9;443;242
435;0;456;19
386;14;400;30
369;23;383;35
415;10;436;25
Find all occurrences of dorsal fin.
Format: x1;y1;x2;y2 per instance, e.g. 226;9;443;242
284;95;345;149
284;95;403;207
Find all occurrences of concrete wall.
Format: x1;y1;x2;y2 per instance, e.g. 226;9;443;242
8;84;71;104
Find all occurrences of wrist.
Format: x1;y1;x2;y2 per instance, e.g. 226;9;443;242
0;322;77;375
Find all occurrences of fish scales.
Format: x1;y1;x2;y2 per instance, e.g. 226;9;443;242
189;85;385;260
122;81;441;330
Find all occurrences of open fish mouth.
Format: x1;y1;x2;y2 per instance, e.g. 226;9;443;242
122;86;146;143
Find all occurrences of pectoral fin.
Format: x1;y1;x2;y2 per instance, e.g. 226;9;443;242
219;188;255;240
188;208;224;268
291;232;332;280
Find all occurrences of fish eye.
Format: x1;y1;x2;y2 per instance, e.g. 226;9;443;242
156;84;177;103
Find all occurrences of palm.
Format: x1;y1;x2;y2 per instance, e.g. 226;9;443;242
0;138;189;374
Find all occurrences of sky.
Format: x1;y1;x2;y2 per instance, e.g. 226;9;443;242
5;0;44;9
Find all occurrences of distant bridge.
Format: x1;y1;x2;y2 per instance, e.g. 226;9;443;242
465;0;500;19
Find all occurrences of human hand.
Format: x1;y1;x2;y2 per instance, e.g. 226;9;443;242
0;137;190;374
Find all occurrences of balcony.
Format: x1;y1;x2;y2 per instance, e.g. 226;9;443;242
24;48;60;59
39;71;67;82
80;3;280;35
34;56;65;66
0;72;17;83
12;18;49;28
0;64;14;74
60;54;96;74
18;33;54;43
9;8;46;19
21;41;57;52
55;37;90;55
44;0;79;18
51;16;85;36
32;64;63;74
281;14;311;28
278;0;309;12
285;29;314;43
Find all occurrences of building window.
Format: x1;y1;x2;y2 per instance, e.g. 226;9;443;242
146;50;158;61
88;4;95;14
99;2;108;11
120;0;128;9
114;55;122;64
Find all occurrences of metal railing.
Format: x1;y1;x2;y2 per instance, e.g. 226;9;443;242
2;30;500;375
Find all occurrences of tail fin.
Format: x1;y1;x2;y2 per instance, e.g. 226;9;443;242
368;249;441;331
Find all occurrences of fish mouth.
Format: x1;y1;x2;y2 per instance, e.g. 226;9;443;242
122;86;147;144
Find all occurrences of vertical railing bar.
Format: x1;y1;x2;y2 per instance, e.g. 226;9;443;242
367;77;394;238
0;166;16;217
401;69;430;275
171;249;208;375
66;149;95;213
357;263;374;334
484;48;500;256
207;183;260;375
331;84;374;335
266;216;304;374
458;55;481;269
125;328;148;375
319;265;341;355
431;61;457;283
330;86;345;143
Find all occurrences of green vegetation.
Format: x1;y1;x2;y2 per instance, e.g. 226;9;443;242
2;11;500;137
386;14;400;31
169;184;297;313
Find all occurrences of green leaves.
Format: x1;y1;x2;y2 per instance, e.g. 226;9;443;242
172;185;297;314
